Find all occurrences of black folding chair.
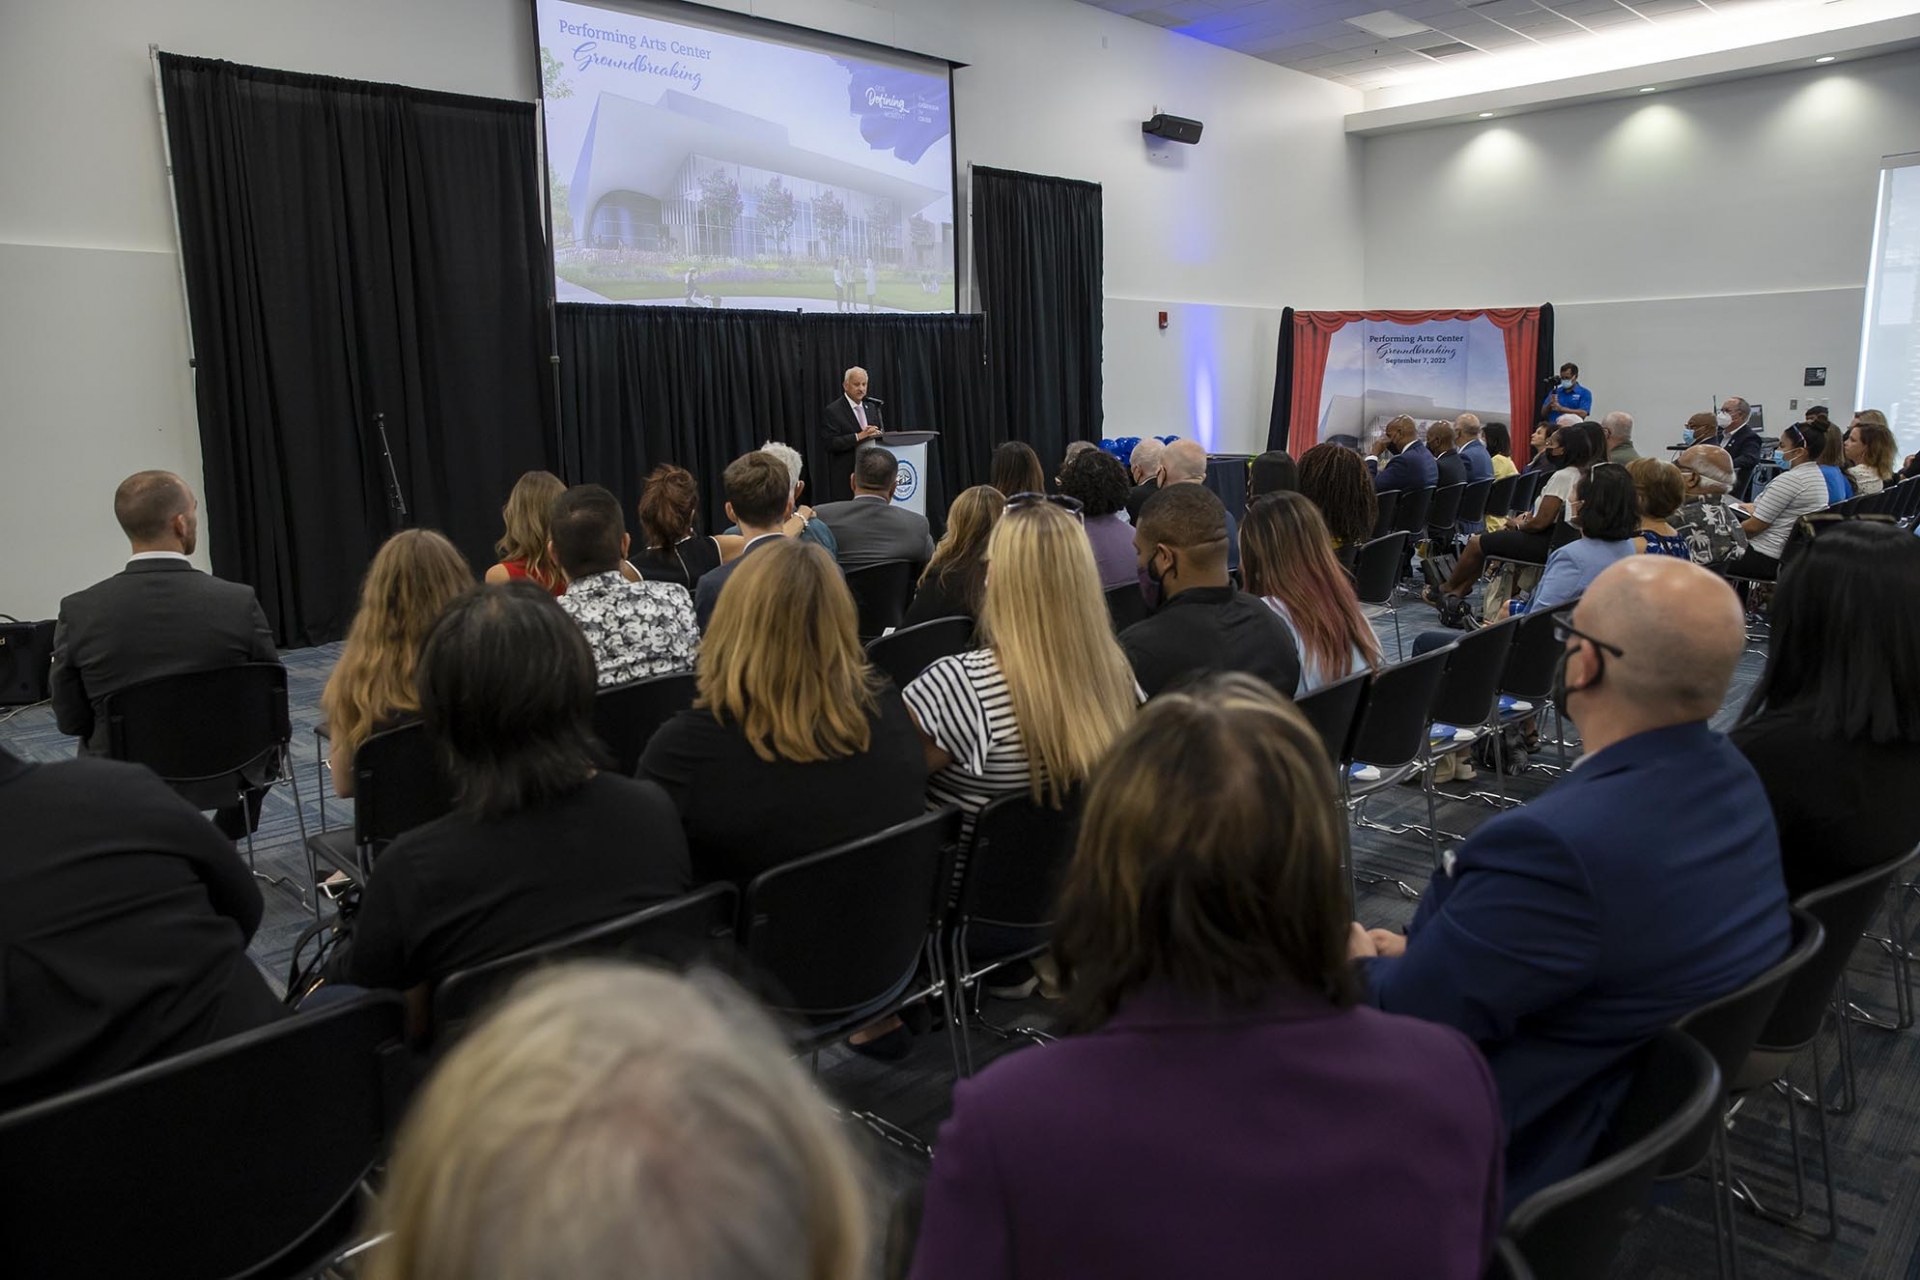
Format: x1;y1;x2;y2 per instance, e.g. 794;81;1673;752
0;992;411;1280
305;721;455;907
1104;582;1149;631
1726;851;1919;1238
1480;474;1518;526
1294;669;1370;773
845;560;917;640
1392;485;1435;547
1505;1029;1723;1280
592;671;698;776
1345;643;1454;906
1370;617;1520;860
1668;907;1825;1280
942;791;1085;1074
1370;489;1401;541
1487;1238;1537;1280
1450;478;1494;537
431;882;740;1049
1469;605;1574;810
740;806;961;1055
1423;482;1466;547
1351;532;1410;659
866;616;975;690
1508;470;1545;516
103;662;306;902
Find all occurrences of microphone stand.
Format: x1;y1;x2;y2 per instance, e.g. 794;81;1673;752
375;411;409;526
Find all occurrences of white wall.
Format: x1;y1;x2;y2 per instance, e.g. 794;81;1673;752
0;0;1364;620
1360;49;1920;445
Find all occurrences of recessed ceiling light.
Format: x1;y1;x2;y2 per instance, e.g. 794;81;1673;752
1815;55;1836;63
1478;111;1495;118
1639;86;1658;92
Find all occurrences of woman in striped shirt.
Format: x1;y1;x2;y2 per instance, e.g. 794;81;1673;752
903;501;1140;846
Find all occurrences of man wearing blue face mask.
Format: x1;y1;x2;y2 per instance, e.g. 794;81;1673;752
1541;362;1592;419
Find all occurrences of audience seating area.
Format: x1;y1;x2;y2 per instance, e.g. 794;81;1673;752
5;442;1920;1280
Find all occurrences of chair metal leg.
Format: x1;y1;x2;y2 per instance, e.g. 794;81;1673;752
1716;1119;1744;1280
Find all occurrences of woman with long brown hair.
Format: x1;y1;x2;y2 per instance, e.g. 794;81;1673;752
988;440;1047;498
1295;443;1379;549
1239;493;1381;695
1845;417;1897;495
903;500;1138;844
320;529;473;798
641;538;926;888
629;463;747;591
909;676;1503;1280
484;470;568;593
902;485;1005;626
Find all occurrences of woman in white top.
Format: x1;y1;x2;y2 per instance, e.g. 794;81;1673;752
1240;494;1380;696
903;500;1139;845
1427;424;1596;603
1844;418;1897;496
1724;420;1834;581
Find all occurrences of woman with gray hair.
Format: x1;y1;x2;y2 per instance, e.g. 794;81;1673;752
366;963;871;1280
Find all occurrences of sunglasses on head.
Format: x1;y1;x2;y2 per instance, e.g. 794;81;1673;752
1007;492;1085;521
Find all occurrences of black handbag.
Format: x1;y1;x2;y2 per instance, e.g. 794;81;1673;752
0;615;55;706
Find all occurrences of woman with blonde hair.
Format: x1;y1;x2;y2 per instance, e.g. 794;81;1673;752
903;485;1005;625
1238;493;1380;695
1844;417;1897;495
642;538;926;887
320;529;472;798
484;470;568;593
366;963;871;1280
903;499;1139;843
909;677;1502;1280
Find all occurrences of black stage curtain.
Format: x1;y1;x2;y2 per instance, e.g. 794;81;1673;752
970;167;1104;473
1267;306;1297;452
556;306;988;537
1536;303;1557;408
159;54;554;646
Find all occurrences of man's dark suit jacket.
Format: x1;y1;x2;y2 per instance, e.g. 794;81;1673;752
0;746;283;1113
51;558;278;754
694;534;781;631
1125;478;1159;522
820;396;884;503
1434;448;1470;491
813;496;935;572
1362;721;1791;1208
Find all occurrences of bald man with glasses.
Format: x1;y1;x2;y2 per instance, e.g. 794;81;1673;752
1351;557;1791;1209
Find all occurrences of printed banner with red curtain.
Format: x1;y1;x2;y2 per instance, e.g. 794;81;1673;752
1275;308;1545;469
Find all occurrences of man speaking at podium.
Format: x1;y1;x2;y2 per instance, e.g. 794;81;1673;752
821;366;884;502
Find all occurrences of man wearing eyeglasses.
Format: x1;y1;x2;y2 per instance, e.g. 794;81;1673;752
1349;557;1791;1208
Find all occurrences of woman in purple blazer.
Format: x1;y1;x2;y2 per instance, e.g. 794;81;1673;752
910;674;1504;1280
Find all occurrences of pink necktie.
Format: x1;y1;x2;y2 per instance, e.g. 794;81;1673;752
855;401;867;430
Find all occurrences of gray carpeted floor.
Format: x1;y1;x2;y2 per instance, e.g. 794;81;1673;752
4;594;1917;1279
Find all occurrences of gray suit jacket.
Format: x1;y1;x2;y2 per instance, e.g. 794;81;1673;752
51;559;279;753
812;497;935;572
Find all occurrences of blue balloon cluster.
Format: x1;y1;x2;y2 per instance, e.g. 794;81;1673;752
1100;435;1181;462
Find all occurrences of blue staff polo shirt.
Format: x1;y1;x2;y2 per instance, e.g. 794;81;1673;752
1542;382;1593;417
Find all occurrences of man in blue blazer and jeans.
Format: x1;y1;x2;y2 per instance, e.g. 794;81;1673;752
1353;556;1791;1207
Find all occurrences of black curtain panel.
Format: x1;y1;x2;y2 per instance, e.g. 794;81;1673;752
555;306;988;537
1536;302;1557;407
158;54;554;646
1267;306;1297;452
970;166;1104;474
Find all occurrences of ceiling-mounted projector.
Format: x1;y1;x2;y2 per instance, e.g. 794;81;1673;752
1142;113;1203;145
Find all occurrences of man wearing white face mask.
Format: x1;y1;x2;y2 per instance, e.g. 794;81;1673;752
1541;363;1592;420
1710;397;1764;491
1723;420;1829;581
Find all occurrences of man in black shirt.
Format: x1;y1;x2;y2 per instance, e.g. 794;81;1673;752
0;745;282;1112
1119;485;1300;699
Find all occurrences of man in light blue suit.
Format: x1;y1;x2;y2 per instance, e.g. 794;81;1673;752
1353;556;1790;1207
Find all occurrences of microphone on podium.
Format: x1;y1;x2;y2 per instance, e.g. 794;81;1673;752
863;395;885;406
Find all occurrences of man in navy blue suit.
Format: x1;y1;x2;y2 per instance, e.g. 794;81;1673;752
1352;556;1790;1207
1366;415;1438;495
